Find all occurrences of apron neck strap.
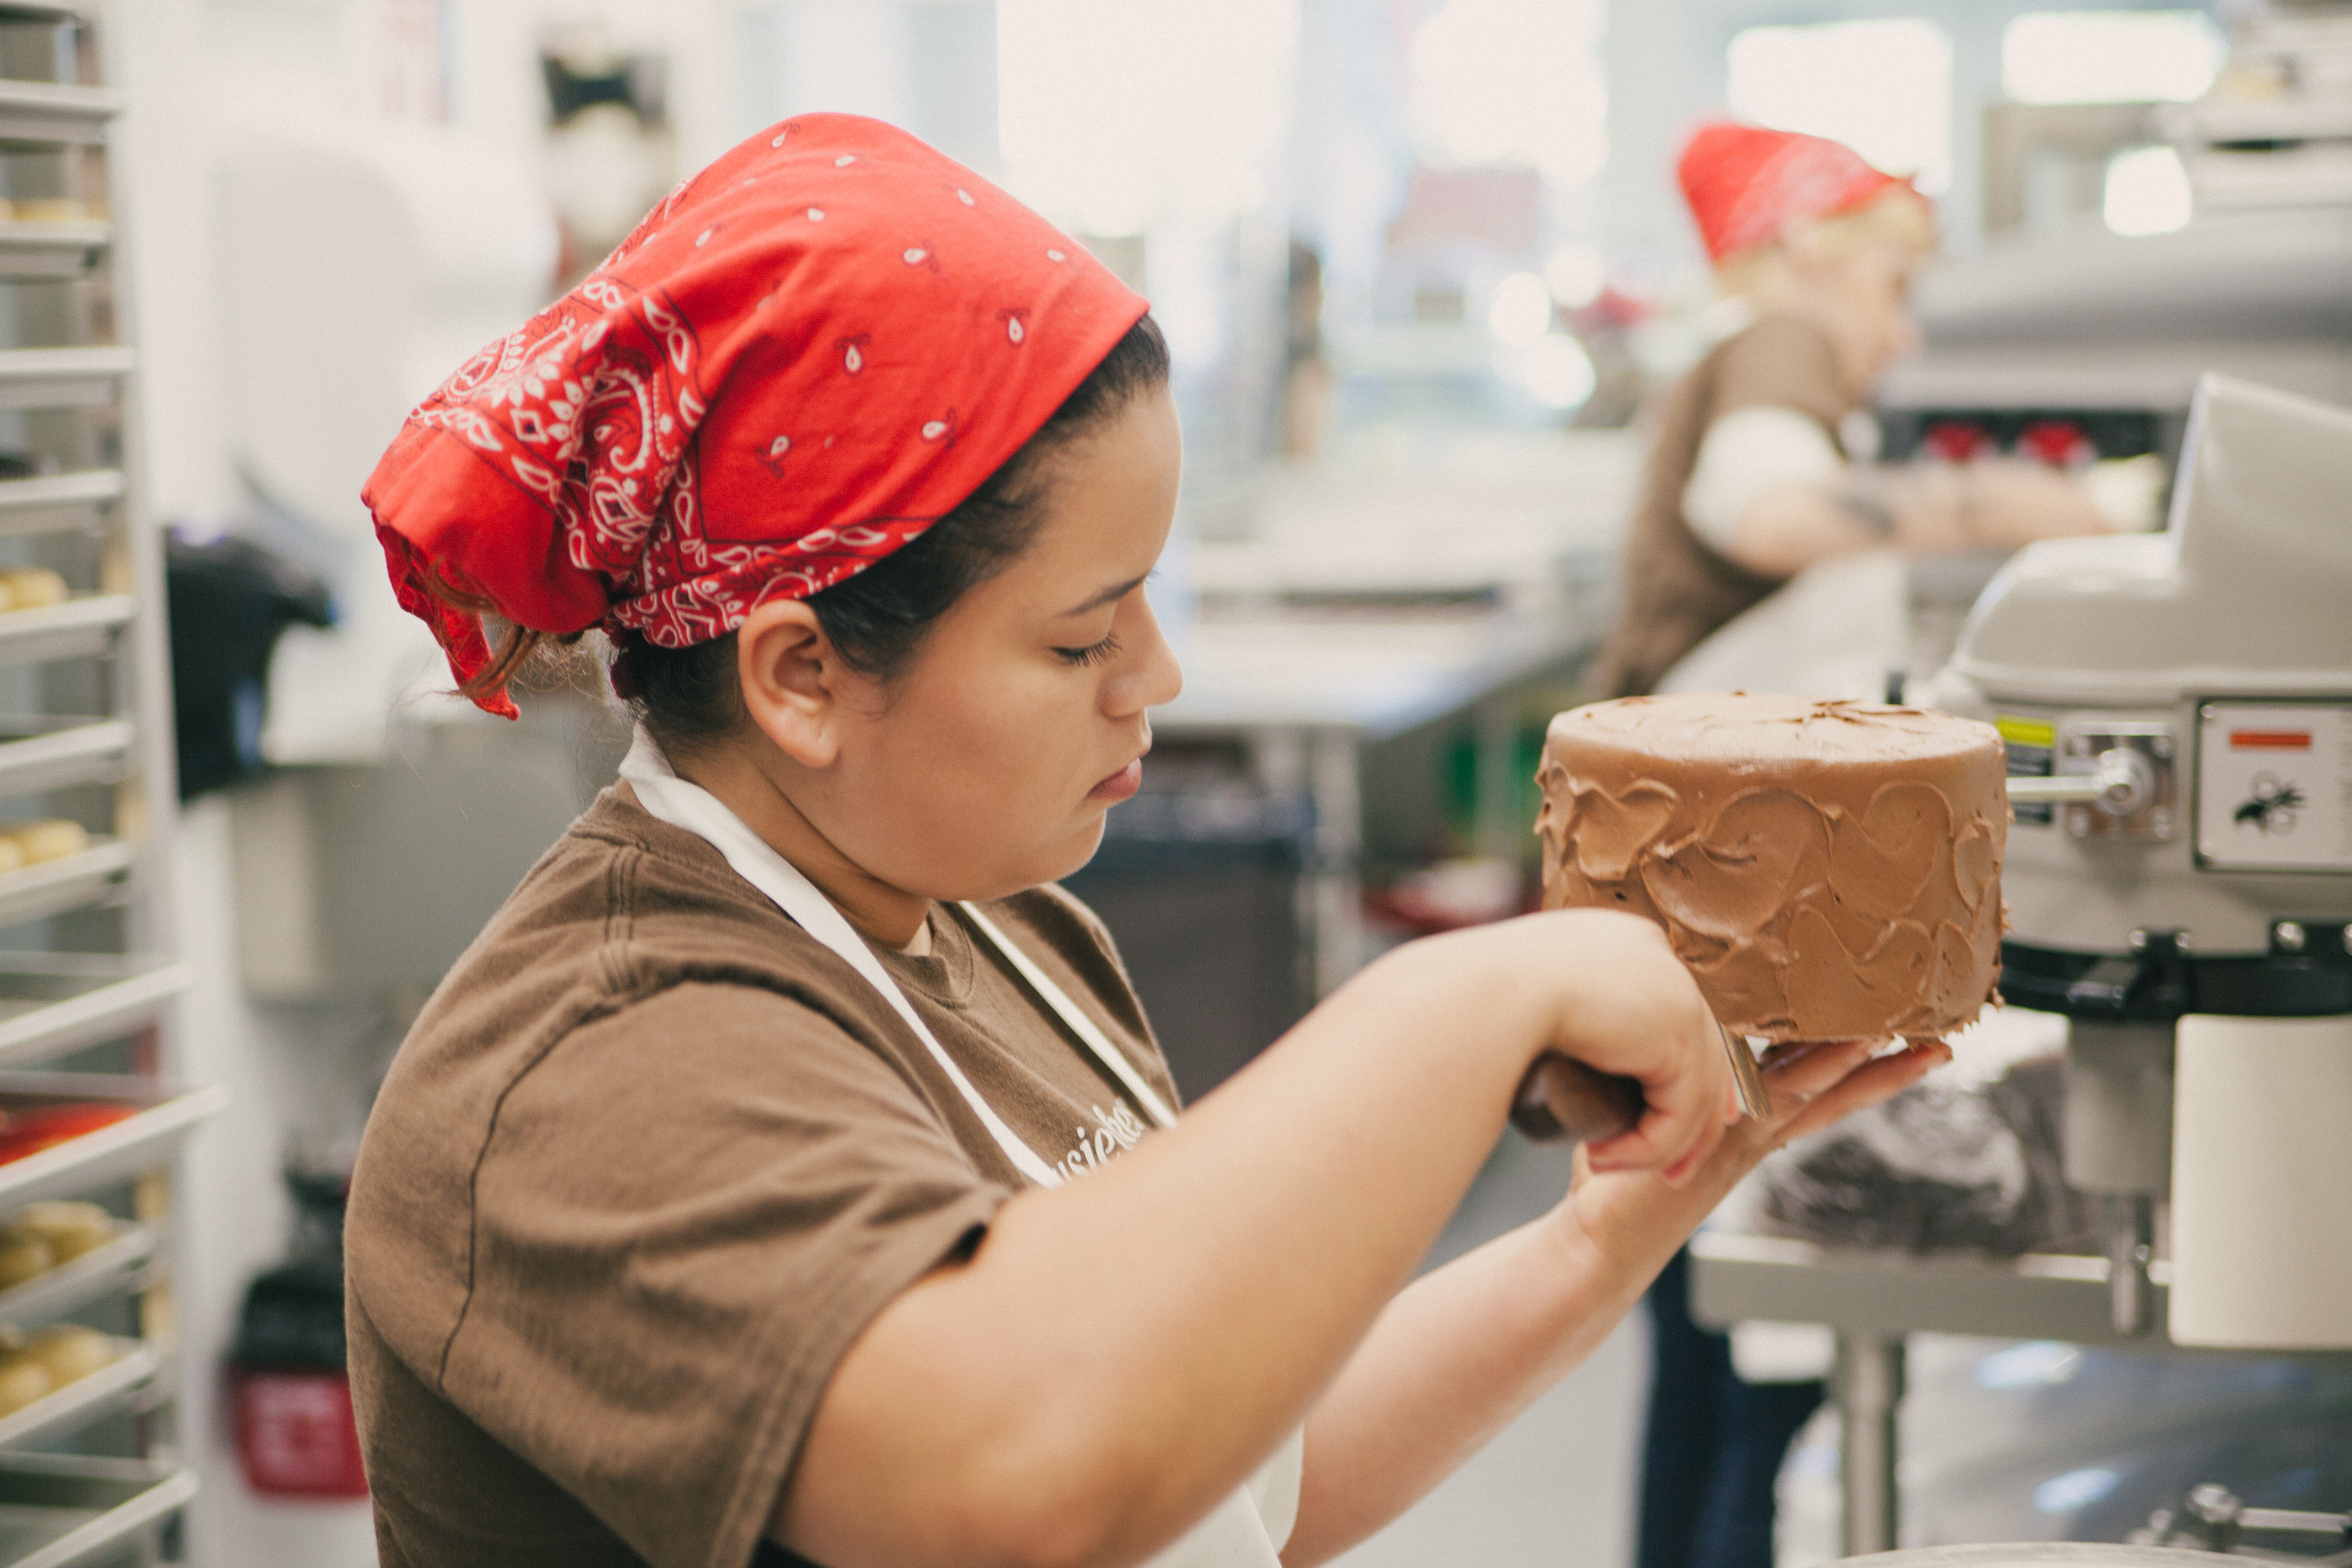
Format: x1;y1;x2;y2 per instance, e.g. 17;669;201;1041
955;902;1176;1130
618;730;1065;1188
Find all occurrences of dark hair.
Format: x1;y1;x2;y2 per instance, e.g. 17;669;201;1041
447;314;1169;753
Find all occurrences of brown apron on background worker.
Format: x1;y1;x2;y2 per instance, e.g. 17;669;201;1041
1589;313;1851;701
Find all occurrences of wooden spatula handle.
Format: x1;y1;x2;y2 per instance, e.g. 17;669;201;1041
1510;1052;1645;1145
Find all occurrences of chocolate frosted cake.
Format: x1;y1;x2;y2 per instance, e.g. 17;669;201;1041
1536;695;2007;1041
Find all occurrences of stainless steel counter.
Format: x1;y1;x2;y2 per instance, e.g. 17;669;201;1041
1689;1232;2352;1557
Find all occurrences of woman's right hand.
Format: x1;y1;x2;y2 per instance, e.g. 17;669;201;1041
1427;908;1734;1185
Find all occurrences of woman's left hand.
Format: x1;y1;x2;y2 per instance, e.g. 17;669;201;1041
1563;1035;1951;1262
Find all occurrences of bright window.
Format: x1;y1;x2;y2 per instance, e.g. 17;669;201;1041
1726;19;1953;195
996;0;1298;235
2004;11;2224;106
1409;0;1607;187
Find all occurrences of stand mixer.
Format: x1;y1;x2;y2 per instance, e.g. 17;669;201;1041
1928;374;2352;1349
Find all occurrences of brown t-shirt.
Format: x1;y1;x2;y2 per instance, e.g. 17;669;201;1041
1589;314;1854;699
345;787;1180;1568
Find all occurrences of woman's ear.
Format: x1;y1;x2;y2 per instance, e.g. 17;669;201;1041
736;598;848;769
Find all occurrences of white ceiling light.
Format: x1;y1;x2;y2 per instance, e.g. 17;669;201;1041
1504;335;1597;410
1487;272;1553;345
1543;243;1606;309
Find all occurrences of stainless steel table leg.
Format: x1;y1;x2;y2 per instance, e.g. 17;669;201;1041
1835;1331;1905;1557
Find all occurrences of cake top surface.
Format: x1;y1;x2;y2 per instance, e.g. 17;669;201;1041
1548;695;1999;769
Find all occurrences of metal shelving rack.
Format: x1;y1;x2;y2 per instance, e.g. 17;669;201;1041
0;3;225;1562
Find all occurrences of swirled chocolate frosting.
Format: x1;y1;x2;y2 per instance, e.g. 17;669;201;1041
1537;695;2007;1041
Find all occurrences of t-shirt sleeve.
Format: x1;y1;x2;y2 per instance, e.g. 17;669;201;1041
436;981;1010;1568
1681;404;1847;553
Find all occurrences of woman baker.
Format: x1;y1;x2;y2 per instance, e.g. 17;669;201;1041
345;115;1943;1568
1591;121;2121;701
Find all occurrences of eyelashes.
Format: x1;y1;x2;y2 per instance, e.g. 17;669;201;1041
1053;633;1123;668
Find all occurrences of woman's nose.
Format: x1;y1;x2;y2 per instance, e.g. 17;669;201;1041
1102;593;1184;716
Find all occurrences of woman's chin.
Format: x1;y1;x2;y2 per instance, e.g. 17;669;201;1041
1021;815;1112;892
1036;815;1111;888
937;817;1111;904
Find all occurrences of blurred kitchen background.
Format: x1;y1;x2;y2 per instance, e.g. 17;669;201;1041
78;0;2352;1563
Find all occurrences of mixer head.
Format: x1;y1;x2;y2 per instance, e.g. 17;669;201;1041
1939;374;2352;963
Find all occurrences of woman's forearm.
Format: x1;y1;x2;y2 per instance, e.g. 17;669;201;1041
1281;1036;1952;1567
1279;1210;1658;1567
1727;460;2112;578
1281;1138;1748;1566
776;912;1727;1568
1724;481;1883;577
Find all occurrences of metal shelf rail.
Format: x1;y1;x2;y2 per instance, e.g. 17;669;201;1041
0;1;222;1558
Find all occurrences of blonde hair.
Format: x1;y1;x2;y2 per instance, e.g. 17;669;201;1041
1714;186;1934;297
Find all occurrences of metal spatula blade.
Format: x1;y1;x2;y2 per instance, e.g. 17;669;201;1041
1720;1022;1772;1122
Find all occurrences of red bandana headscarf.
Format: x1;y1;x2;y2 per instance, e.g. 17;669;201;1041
364;113;1149;717
1677;121;1920;265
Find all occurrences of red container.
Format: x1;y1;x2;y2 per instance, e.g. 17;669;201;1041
228;1365;368;1498
1921;419;1996;463
2015;418;2097;469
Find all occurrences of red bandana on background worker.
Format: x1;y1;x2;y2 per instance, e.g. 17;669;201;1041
1676;120;1922;265
363;113;1148;718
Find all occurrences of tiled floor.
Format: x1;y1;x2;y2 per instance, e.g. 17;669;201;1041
1332;1135;1651;1568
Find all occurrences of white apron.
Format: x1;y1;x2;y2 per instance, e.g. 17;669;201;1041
619;734;1302;1566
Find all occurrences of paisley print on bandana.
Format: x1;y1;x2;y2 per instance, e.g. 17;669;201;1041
364;113;1147;717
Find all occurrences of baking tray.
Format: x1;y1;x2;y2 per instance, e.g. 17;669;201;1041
0;349;129;413
0;1453;191;1568
0;8;93;31
0;222;108;285
0;474;121;540
0;955;187;1071
0;1338;154;1454
0;843;133;935
0;1222;148;1329
0;720;132;798
0;605;132;671
0;80;115;152
0;1074;228;1211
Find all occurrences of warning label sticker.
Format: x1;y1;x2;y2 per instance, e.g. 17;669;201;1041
1998;714;2056;827
2197;701;2352;872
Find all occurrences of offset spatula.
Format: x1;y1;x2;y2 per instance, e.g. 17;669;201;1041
1510;1022;1772;1145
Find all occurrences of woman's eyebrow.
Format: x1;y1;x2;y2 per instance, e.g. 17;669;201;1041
1058;575;1148;617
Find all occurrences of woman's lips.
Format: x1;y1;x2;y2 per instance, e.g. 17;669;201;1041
1089;758;1143;803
